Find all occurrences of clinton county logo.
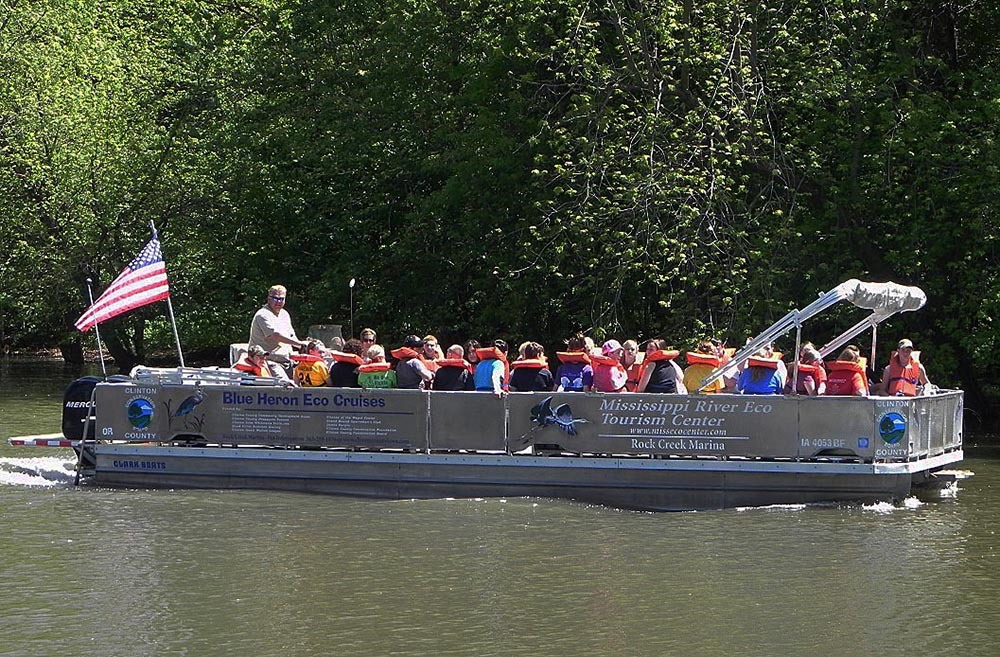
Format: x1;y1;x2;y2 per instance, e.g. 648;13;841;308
878;412;907;445
126;397;155;430
530;396;588;436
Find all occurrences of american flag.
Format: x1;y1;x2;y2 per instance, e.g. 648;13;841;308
74;237;171;332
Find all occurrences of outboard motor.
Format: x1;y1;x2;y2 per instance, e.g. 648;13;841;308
61;375;129;441
62;377;101;441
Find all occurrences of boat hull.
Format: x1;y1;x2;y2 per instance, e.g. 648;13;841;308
84;443;956;511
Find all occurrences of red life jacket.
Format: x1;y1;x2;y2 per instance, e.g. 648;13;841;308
330;351;364;366
887;351;922;396
645;349;680;362
787;362;823;394
556;351;590;364
591;355;627;392
475;346;507;362
290;353;324;364
511;358;548;370
390;347;420;360
357;361;392;373
436;358;471;370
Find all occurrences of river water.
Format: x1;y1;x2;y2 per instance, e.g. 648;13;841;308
1;360;997;657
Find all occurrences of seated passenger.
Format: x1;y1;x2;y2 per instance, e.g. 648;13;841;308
292;339;330;387
637;339;686;393
464;339;481;373
433;344;473;391
357;344;397;388
327;338;365;388
736;350;783;394
555;333;594;392
824;345;869;396
684;340;724;394
621;340;644;392
878;338;930;396
591;340;629;393
359;327;377;349
233;345;273;378
421;335;443;372
509;342;554;392
474;339;509;396
393;335;435;389
786;344;826;395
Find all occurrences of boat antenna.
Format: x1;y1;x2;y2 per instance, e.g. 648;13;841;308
150;220;186;368
85;278;108;378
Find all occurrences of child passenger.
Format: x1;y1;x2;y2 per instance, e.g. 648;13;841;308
591;340;628;392
509;342;553;392
555;333;593;392
292;340;330;387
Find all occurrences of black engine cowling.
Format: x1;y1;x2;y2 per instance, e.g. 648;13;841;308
62;376;102;441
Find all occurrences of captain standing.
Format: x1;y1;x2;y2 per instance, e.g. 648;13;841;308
249;285;304;365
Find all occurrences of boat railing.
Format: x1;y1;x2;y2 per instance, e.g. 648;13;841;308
129;366;291;387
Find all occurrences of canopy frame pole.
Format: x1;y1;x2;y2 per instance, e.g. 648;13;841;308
791;322;803;394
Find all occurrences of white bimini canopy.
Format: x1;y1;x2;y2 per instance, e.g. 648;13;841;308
699;279;926;391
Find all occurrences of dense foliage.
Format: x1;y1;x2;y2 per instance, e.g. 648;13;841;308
1;0;997;427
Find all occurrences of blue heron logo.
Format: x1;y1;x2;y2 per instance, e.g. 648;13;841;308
878;412;907;445
127;398;155;429
530;396;588;436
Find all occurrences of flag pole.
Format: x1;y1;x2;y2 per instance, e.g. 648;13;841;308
150;221;185;368
85;278;109;377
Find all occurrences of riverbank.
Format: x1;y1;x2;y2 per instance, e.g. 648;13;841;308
2;347;228;369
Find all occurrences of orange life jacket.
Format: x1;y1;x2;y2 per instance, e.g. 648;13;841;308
887;351;922;396
686;352;720;367
788;362;824;380
511;358;548;370
357;361;392;373
556;351;590;364
329;351;364;365
826;359;869;395
623;358;644;392
747;356;781;370
233;356;267;377
475;347;510;387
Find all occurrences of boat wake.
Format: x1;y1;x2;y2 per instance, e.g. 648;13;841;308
0;457;77;487
861;496;924;513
